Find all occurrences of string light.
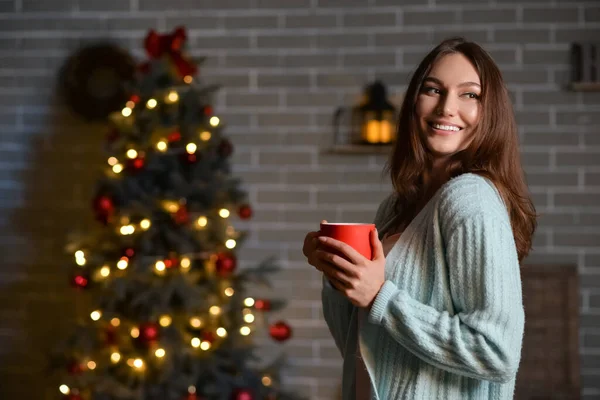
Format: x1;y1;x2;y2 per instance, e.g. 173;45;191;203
191;337;200;348
180;257;191;270
156;140;168;152
117;257;128;270
159;315;172;327
225;239;236;249
186;143;197;154
111;352;121;363
155;261;166;272
111;318;121;327
112;163;124;174
155;348;166;358
224;287;234;297
75;256;86;266
200;130;211;141
216;327;227;337
262;375;272;387
147;99;157;109
200;341;211;350
87;361;97;370
163;201;179;213
108;157;118;166
90;310;102;321
210;116;220;126
100;265;110;277
244;313;255;323
166;91;179;103
133;358;144;369
126;100;135;109
122;107;132;117
190;317;203;328
126;149;138;159
240;326;251;336
219;208;230;218
197;216;208;228
120;225;135;235
244;297;255;307
59;385;70;395
140;219;151;230
184;75;193;84
131;327;140;338
209;306;221;316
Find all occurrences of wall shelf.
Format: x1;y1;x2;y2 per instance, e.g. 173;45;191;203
569;82;600;92
325;144;393;155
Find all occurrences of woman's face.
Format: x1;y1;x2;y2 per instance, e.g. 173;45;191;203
415;53;481;163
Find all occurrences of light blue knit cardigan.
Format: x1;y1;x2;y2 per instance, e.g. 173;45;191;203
321;173;525;400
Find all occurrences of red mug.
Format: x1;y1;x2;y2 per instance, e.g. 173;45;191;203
319;222;376;260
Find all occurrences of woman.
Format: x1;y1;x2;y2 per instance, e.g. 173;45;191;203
302;37;537;400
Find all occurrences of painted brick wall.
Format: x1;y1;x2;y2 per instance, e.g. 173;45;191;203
0;0;599;399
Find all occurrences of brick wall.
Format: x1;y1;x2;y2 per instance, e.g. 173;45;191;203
0;0;598;399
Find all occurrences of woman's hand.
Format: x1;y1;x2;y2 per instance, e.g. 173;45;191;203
303;219;326;269
317;229;386;308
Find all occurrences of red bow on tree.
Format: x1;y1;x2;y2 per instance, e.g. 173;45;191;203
140;26;198;77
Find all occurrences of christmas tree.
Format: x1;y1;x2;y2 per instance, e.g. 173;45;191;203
52;27;299;400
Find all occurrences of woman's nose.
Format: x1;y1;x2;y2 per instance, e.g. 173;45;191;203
436;94;458;117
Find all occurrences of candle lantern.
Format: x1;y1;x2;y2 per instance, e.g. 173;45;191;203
333;81;397;147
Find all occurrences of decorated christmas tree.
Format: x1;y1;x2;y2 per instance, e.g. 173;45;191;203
52;27;298;400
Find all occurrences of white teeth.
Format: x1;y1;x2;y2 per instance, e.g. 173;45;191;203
432;123;460;132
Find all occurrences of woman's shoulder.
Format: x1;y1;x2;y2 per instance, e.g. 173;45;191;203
437;173;508;226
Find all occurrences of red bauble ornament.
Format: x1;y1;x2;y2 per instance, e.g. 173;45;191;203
231;389;253;400
215;252;237;277
217;139;234;158
93;194;114;224
164;256;179;269
185;154;197;163
173;205;189;224
71;274;89;289
254;299;271;311
203;106;213;116
128;156;145;171
124;247;135;258
130;94;141;103
68;394;83;400
168;131;182;142
269;321;292;342
139;322;160;344
238;205;252;220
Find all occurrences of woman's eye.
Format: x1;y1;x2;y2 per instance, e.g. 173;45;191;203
423;86;440;94
464;92;480;99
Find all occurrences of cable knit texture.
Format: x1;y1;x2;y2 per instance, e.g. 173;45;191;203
321;173;525;400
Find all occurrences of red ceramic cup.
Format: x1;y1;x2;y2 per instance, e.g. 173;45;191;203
319;222;376;260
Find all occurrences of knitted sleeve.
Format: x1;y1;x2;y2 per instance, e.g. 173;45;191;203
367;190;525;382
321;193;396;358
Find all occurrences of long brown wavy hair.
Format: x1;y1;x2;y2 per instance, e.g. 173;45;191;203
385;37;536;262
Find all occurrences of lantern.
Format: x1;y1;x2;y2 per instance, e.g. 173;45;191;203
352;81;397;145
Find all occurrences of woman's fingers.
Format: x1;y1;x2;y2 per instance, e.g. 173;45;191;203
315;249;357;277
321;264;353;287
317;236;363;265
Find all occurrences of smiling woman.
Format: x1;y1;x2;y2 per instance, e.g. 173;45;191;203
416;53;481;160
302;37;537;400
